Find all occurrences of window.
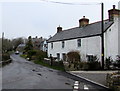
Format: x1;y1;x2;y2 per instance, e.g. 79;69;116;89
87;55;94;62
57;53;60;60
62;53;66;61
109;29;111;31
62;41;65;48
77;39;81;47
51;43;53;49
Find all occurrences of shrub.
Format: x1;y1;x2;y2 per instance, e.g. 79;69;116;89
87;61;101;70
2;53;10;61
26;50;47;61
105;57;112;69
53;60;64;67
82;62;89;70
79;61;101;70
36;50;47;61
114;55;120;68
27;50;36;57
67;51;80;63
67;51;81;70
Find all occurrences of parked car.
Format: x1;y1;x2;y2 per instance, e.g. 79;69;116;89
15;51;19;55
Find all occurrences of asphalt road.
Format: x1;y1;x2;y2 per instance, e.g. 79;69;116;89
2;54;110;91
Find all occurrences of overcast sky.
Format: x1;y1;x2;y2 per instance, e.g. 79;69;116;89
0;0;120;39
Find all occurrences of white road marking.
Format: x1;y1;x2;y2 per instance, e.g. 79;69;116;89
73;81;79;91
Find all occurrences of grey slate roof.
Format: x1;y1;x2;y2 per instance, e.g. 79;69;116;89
48;20;113;43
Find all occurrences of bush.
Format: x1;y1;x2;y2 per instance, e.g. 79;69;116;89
105;57;112;69
27;50;36;58
34;60;65;71
114;55;120;68
67;51;81;70
79;61;101;70
36;50;47;61
67;51;80;63
2;53;10;61
87;61;101;70
26;50;47;61
53;60;64;67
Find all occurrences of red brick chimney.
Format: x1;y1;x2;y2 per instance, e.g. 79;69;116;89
57;26;62;33
108;5;120;21
79;16;89;27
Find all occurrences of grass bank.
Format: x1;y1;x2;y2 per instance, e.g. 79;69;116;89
34;60;65;71
20;54;65;71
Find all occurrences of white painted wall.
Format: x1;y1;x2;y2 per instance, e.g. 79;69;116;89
42;40;47;52
48;36;101;61
118;17;120;57
118;1;120;56
104;17;119;60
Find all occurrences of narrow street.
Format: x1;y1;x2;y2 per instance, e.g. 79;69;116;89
2;54;109;90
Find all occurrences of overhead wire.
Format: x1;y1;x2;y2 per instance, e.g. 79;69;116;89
39;0;101;5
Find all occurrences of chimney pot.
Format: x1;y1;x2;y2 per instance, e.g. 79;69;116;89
113;5;115;9
108;5;120;21
79;16;89;27
57;26;62;33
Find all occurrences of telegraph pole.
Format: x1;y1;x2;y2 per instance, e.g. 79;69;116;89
2;32;4;53
101;3;104;70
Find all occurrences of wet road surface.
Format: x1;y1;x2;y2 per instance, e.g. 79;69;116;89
2;54;110;91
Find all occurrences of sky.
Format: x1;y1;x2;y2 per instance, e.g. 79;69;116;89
0;0;120;39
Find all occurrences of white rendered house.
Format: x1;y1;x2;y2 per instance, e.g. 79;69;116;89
47;5;120;62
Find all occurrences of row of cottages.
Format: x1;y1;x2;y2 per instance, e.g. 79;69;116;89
47;5;120;62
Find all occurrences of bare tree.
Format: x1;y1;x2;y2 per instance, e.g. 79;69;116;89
11;37;24;50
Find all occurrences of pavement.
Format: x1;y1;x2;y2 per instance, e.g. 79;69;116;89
70;70;118;87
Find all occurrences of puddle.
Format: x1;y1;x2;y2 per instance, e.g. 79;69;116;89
37;73;42;76
49;70;53;72
32;69;35;71
65;82;71;85
32;68;40;72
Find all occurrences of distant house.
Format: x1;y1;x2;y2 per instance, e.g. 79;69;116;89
17;44;26;51
47;5;120;62
40;40;48;52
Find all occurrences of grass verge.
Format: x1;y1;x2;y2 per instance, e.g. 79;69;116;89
34;60;65;71
20;54;65;71
20;54;27;58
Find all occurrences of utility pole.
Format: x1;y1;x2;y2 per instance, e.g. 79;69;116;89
2;32;4;53
101;3;104;70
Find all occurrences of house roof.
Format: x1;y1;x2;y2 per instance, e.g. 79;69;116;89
18;44;26;47
48;20;113;43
